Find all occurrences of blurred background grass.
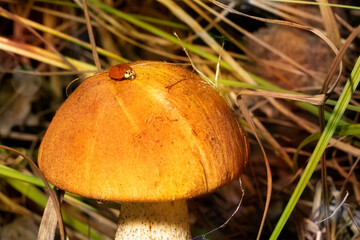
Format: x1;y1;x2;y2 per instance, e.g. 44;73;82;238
0;0;359;239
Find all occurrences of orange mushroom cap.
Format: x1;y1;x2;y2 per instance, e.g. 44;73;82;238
38;61;248;202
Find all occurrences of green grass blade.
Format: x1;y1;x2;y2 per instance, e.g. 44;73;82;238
270;56;360;239
0;163;99;210
292;123;360;170
7;178;104;240
0;163;45;187
296;101;348;125
34;0;78;7
129;14;190;30
335;124;360;136
218;78;360;114
292;132;320;171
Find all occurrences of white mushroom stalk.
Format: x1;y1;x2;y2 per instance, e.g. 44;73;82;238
115;200;190;240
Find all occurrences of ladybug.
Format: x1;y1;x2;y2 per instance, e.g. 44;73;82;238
109;64;136;80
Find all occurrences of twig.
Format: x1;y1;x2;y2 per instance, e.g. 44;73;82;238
236;96;273;240
76;0;102;71
192;178;245;240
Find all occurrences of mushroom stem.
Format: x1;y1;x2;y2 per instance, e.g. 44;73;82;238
115;200;191;240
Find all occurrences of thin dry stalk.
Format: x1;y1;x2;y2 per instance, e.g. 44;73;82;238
77;0;102;71
236;96;272;240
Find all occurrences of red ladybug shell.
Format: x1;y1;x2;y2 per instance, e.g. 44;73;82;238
109;64;135;80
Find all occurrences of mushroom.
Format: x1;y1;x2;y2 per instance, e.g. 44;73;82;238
38;61;249;239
